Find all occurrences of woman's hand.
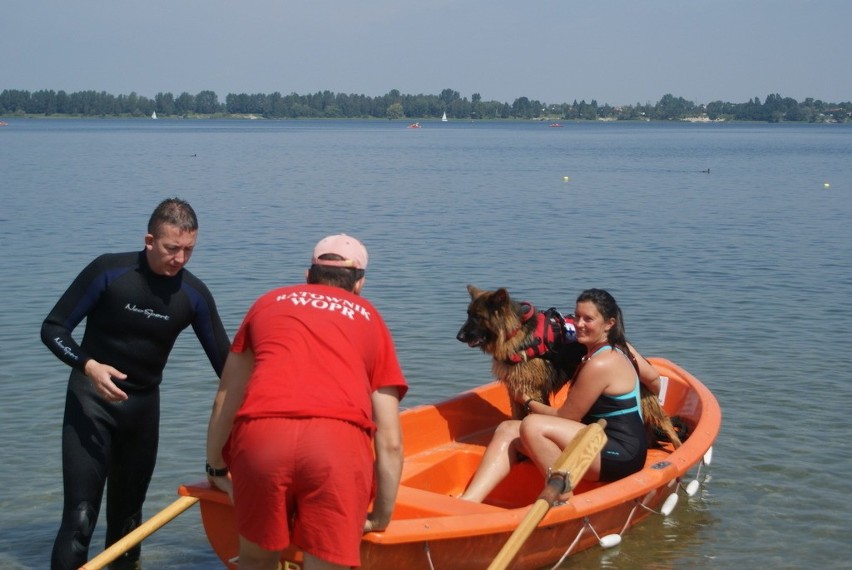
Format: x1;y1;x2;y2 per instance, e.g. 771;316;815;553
513;388;533;405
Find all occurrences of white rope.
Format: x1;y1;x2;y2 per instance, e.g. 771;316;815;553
547;467;708;569
429;459;712;569
617;499;642;535
423;541;436;570
547;518;590;570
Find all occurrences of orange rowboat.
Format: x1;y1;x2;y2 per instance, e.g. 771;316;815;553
180;357;721;569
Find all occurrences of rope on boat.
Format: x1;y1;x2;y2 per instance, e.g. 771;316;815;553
547;449;713;569
547;518;592;569
423;541;436;570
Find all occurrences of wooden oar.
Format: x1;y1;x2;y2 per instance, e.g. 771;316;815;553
79;495;199;570
488;419;608;570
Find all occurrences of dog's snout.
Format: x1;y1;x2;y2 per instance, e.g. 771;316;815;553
456;326;469;343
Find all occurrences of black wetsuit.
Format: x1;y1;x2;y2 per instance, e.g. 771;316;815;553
41;250;230;570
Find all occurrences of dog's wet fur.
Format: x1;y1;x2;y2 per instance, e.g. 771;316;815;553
457;284;682;448
456;285;584;419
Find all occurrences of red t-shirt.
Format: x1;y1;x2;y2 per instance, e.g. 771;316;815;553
231;284;408;433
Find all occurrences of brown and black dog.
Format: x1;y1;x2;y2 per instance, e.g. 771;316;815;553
456;284;683;448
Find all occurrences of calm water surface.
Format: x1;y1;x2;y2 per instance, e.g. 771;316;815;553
1;119;850;569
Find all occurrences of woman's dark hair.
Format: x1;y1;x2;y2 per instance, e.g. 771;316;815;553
576;288;639;372
307;254;365;292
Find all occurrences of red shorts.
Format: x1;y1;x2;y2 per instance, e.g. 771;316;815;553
228;416;374;567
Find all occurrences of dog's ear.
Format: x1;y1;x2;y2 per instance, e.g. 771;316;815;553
492;288;511;306
467;284;485;299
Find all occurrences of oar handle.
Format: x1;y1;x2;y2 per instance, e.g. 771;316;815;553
488;498;551;569
79;495;199;570
488;420;607;570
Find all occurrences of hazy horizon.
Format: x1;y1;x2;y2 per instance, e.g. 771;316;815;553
3;1;850;107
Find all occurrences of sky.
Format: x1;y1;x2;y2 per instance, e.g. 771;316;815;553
2;0;850;107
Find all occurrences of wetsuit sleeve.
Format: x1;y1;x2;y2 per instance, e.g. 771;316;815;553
186;279;231;378
40;255;110;372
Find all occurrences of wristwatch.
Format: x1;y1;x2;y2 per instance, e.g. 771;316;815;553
206;462;229;477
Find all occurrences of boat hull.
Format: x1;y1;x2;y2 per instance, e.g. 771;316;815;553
180;357;720;569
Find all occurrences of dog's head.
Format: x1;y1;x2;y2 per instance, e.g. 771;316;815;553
456;284;519;354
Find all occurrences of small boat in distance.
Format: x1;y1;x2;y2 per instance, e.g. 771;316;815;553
549;122;563;127
442;111;448;122
151;111;157;119
181;357;720;569
407;122;421;128
0;121;8;126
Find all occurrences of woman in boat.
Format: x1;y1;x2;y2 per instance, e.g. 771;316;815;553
459;288;652;502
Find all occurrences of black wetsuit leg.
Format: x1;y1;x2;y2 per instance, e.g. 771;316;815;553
51;373;111;570
104;389;159;569
51;374;160;570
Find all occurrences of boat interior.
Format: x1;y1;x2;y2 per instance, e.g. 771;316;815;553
391;374;688;516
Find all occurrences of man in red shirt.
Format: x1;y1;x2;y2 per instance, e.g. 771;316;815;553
206;234;407;570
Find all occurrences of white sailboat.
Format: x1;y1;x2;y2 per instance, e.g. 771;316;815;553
441;111;448;122
151;111;157;119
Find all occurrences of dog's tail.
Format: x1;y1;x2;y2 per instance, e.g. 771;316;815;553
639;385;683;449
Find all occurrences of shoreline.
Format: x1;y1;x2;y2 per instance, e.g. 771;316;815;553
4;114;846;124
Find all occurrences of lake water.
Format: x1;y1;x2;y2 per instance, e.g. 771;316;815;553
1;118;850;569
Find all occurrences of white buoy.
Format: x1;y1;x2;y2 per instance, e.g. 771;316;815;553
703;446;713;466
685;479;701;497
599;534;622;548
660;492;679;516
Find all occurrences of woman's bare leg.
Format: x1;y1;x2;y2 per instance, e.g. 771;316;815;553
519;415;602;496
458;420;523;502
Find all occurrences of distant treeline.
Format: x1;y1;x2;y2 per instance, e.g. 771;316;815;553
1;88;850;123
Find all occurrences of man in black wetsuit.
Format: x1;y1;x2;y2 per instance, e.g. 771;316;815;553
41;198;231;570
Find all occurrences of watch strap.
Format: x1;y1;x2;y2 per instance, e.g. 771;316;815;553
206;462;229;477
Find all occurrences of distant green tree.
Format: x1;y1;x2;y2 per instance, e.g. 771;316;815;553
155;92;175;115
56;90;70;114
195;90;220;114
470;92;483;119
225;93;243;114
403;95;428;118
30;89;56;114
387;102;404;119
512;97;532;118
448;96;471;119
655;93;694;120
580;100;598;120
440;88;460;106
323;104;341;118
268;92;285;117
